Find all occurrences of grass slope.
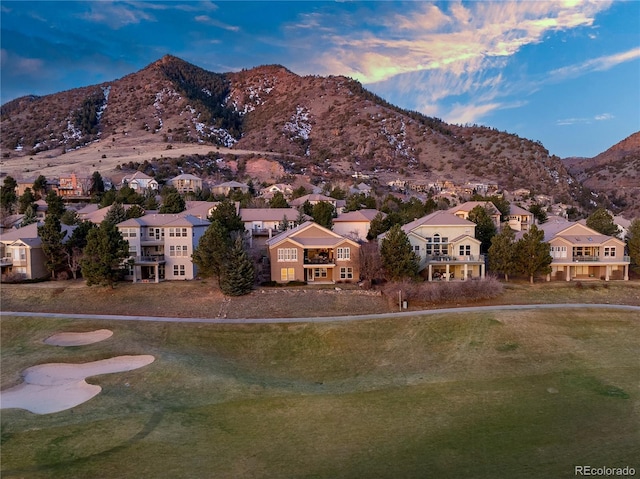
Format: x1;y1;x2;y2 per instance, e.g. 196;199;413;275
1;309;638;478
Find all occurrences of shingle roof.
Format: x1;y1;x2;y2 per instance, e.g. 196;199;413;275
334;209;383;223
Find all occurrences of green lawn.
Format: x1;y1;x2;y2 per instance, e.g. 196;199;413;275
1;309;638;478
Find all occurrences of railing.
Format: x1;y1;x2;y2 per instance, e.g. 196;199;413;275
427;255;484;262
0;258;13;267
134;255;166;263
573;256;599;262
304;257;335;265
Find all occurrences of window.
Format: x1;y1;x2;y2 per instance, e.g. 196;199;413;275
337;247;350;260
129;245;137;255
173;265;185;276
280;268;295;281
277;248;297;262
181;228;188;237
314;268;328;278
413;245;420;254
340;267;353;279
169;246;175;257
551;246;567;259
169;228;175;237
459;245;471;256
170;245;188;257
604;247;616;257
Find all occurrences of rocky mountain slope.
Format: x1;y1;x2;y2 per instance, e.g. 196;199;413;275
0;55;632;215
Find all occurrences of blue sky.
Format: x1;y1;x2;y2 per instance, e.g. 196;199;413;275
1;1;638;158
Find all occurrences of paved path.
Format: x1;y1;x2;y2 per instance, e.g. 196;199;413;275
2;303;638;324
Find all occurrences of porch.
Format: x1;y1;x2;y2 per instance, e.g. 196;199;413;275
130;255;166;283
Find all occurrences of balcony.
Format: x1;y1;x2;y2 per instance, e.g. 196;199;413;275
0;257;13;267
140;236;164;246
427;254;484;263
573;256;599;262
133;255;166;264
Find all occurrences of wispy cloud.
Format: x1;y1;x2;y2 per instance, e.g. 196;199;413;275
77;2;156;29
194;15;240;32
0;49;44;75
557;113;615;126
549;47;640;79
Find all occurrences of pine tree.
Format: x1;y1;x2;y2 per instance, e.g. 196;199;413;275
488;226;517;281
219;236;255;296
1;176;18;214
38;214;66;279
311;201;334;229
380;224;419;280
20;204;38;227
586;208;619;237
269;191;289;208
18;188;37;214
159;191;186;213
45;190;65;219
468;205;497;253
81;221;130;287
104;203;127;225
33;175;48;199
627;219;640;274
208;199;244;233
192;220;232;283
515;225;552;284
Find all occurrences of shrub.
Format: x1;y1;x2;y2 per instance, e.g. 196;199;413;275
381;276;504;306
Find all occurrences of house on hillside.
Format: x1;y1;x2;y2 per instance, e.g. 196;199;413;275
55;173;91;199
507;204;535;232
117;214;209;283
333;209;384;241
259;183;294;199
289;194;346;214
266;221;360;283
0;222;75;281
535;222;630;281
121;171;159;192
168;174;203;194
448;201;501;228
211;180;248;197
240;208;304;248
387;210;485;281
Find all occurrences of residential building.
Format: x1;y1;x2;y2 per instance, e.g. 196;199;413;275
333;209;384;241
507;204;535;232
448;201;501;228
56;173;91;199
240;208;303;248
538;222;629;281
117;214;210;283
266;221;360;284
121;172;159;192
211;180;248;197
0;222;74;281
290;194;346;214
259;184;294;199
392;210;485;281
168;174;203;194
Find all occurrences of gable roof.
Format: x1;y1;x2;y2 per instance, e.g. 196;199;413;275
402;210;475;233
334;209;383;223
266;221;359;249
170;173;202;181
448;201;500;216
509;204;532;216
117;214;210;228
122;171;154;182
240;208;302;222
0;222;75;245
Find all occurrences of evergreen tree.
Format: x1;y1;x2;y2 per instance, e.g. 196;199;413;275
18;188;37;214
33;175;48;199
528;203;548;224
99;188;117;208
1;176;17;214
60;209;80;225
219;236;255;296
468;205;497;253
116;184;144;205
380;224;420;280
65;221;96;279
126;204;146;219
90;171;105;201
627;219;640;275
208;199;244;233
192;220;232;283
515;225;552;284
38;214;66;279
311;201;335;229
488;226;517;281
45;190;65;219
268;191;289;208
586;208;619;237
104;203;127;225
291;186;308;199
367;212;391;240
81;221;130;287
159;191;186;213
20;204;38;227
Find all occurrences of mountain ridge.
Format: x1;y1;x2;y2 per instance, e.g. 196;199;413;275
1;55;637;217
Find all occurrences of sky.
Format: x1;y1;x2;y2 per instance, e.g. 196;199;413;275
1;1;639;158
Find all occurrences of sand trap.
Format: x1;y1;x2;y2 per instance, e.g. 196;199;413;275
44;329;114;346
0;355;154;414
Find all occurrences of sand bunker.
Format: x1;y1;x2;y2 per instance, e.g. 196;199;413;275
0;355;154;414
44;329;114;346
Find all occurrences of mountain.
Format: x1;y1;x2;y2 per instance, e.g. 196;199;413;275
0;54;603;210
564;132;640;219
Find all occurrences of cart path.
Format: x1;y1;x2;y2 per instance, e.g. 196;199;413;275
1;303;639;324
